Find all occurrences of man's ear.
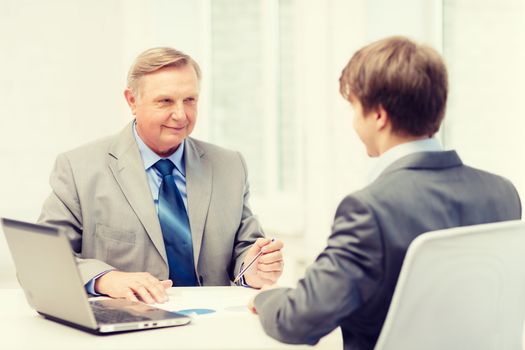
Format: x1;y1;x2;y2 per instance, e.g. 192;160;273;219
375;104;390;131
124;89;137;115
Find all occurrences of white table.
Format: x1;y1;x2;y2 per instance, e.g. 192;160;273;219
0;286;342;350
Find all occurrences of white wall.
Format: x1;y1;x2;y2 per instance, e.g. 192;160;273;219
0;0;208;286
442;0;525;200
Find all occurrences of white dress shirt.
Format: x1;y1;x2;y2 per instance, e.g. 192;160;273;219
368;138;443;184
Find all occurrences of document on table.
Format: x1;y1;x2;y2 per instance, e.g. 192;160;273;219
153;286;258;318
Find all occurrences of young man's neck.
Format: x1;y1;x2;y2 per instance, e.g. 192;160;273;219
377;133;431;156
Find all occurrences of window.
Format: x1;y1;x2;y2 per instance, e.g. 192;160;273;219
442;0;525;200
208;0;303;233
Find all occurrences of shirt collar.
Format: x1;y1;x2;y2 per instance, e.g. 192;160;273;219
132;121;186;176
368;138;443;183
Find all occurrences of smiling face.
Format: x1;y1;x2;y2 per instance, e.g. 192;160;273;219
124;64;200;157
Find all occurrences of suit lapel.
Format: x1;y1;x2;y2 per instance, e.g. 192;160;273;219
184;138;212;266
107;123;168;265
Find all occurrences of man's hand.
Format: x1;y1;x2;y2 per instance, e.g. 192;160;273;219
94;271;172;304
248;284;279;314
243;238;284;289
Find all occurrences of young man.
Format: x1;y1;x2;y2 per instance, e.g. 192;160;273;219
249;36;521;350
38;47;284;304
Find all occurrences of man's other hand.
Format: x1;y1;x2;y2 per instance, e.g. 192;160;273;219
94;271;172;304
243;238;284;289
248;283;279;314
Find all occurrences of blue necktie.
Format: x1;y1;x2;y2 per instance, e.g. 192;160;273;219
154;159;198;286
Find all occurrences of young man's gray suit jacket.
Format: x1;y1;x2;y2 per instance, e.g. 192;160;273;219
254;150;521;350
38;122;264;285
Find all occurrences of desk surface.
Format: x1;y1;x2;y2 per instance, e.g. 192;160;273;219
0;286;342;350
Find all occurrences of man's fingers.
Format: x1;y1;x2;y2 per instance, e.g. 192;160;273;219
257;261;284;272
254;237;271;249
244;238;283;268
256;270;281;283
161;279;173;289
129;273;167;303
243;238;268;264
131;283;155;304
124;288;140;302
258;251;283;264
247;297;258;314
144;281;169;303
250;237;275;254
143;274;170;302
261;239;283;253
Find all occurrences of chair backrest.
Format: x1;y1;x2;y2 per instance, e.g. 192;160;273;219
374;220;525;350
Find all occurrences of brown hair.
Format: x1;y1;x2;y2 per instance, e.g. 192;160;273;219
339;36;448;136
127;47;202;96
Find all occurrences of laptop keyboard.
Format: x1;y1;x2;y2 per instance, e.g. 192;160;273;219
90;300;152;324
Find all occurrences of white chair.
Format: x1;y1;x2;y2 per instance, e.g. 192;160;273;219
375;220;525;350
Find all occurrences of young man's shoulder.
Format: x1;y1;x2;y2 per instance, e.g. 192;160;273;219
354;156;518;208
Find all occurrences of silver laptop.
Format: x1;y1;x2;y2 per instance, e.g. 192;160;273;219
1;218;191;334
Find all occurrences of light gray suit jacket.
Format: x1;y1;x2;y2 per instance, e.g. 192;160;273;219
38;122;264;285
254;151;521;350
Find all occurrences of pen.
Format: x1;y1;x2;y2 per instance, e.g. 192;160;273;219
233;238;275;283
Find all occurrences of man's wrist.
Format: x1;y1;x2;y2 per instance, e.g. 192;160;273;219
85;269;114;295
235;262;253;288
239;274;252;288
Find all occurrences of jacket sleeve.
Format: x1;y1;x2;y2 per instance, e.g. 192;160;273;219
254;194;384;345
230;151;265;278
37;153;114;284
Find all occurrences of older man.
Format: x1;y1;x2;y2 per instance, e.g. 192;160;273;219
39;47;284;304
